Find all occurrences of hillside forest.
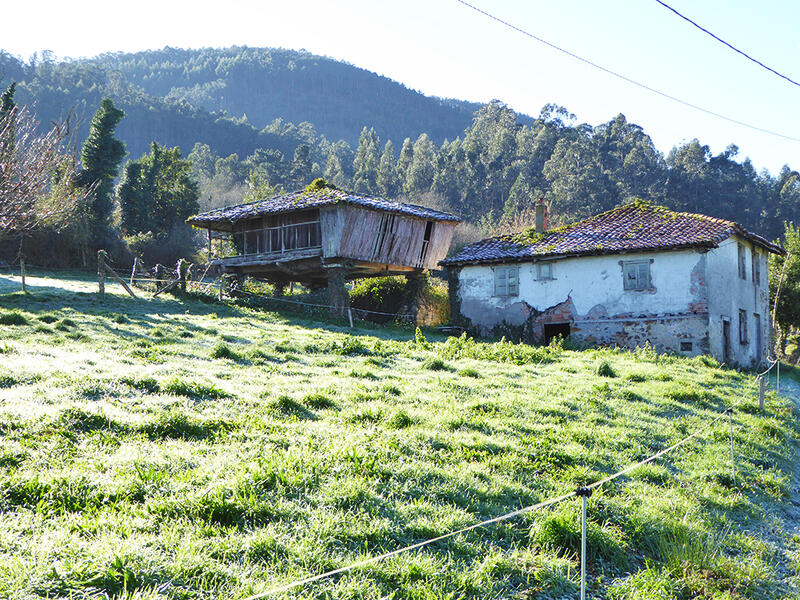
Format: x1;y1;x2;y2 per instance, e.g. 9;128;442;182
2;46;800;329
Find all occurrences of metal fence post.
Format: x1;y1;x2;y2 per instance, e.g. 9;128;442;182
777;361;780;395
759;378;765;411
727;408;735;481
576;487;593;600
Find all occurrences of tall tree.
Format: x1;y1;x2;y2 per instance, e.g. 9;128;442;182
377;140;400;198
352;127;380;194
323;140;353;189
289;144;313;188
118;142;199;237
396;138;414;191
405;133;437;198
77;98;125;247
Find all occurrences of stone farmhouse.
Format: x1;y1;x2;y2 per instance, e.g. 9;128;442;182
442;201;784;367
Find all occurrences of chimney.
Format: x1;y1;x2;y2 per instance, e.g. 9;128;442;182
535;200;547;233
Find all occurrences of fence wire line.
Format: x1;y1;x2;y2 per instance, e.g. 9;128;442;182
3;256;781;597
236;288;415;320
240;490;577;600
239;375;767;600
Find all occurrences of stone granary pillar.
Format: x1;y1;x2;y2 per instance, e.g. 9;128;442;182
402;270;426;325
326;266;349;318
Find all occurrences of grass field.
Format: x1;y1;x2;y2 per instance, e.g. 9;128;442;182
0;271;799;599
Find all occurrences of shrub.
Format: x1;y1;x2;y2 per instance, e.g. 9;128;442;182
210;342;239;361
349;276;406;322
326;336;372;356
0;311;29;326
303;393;336;409
422;357;449;371
387;411;415;429
458;367;481;378
271;395;315;419
439;332;556;365
595;360;616;377
120;377;161;394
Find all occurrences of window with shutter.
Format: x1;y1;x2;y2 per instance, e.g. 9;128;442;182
622;261;651;290
738;309;748;344
537;262;554;280
493;266;519;297
738;243;747;279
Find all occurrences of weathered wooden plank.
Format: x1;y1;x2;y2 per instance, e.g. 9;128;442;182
424;222;456;269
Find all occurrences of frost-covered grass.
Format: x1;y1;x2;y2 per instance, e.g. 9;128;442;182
0;271;798;599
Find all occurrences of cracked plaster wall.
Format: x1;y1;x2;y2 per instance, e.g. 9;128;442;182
454;248;713;356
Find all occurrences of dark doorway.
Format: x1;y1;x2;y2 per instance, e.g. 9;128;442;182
544;322;571;344
722;319;731;363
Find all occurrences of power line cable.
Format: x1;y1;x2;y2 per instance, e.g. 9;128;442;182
454;0;800;144
653;0;800;89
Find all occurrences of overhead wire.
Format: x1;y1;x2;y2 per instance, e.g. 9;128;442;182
653;0;800;89
454;0;800;144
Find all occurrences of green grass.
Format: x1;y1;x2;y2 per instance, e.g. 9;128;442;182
0;272;798;599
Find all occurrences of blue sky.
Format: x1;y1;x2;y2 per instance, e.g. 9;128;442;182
5;0;799;174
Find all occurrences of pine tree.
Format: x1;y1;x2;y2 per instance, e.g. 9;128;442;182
396;138;414;194
77;99;126;247
352;127;380;195
405;133;436;198
323;140;353;189
289;144;312;188
377;140;400;198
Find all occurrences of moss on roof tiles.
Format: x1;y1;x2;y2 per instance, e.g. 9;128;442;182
443;200;784;266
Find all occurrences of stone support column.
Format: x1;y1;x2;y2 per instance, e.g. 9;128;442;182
327;267;349;318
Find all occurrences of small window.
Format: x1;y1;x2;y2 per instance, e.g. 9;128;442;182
623;260;650;290
751;250;761;286
494;265;519;297
738;309;748;344
537;262;554;281
680;341;693;352
738;243;747;280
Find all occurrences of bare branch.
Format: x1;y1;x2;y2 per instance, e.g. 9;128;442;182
0;105;90;241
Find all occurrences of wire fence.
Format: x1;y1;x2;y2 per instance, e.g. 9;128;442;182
239;359;781;600
0;256;789;597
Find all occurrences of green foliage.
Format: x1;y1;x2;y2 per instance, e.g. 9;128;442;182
77;98;126;247
162;377;230;400
439;332;557;364
771;221;800;336
0;311;28;326
595;360;617;377
350;276;406;317
118;142;199;238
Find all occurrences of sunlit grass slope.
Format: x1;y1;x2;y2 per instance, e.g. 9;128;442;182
0;272;798;599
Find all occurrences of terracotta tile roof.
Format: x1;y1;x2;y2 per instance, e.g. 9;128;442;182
442;201;784;266
187;189;461;230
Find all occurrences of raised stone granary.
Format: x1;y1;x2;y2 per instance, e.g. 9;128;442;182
442;201;784;367
187;186;461;314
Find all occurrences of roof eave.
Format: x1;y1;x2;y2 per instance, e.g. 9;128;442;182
441;241;720;267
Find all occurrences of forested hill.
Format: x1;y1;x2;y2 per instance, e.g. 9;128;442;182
91;47;497;146
0;47;499;159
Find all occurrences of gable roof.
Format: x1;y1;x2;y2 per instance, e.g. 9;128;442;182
187;188;461;231
442;201;784;266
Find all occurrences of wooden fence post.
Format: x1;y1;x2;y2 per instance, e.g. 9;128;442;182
97;250;105;298
130;257;138;287
20;259;26;294
177;259;187;294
